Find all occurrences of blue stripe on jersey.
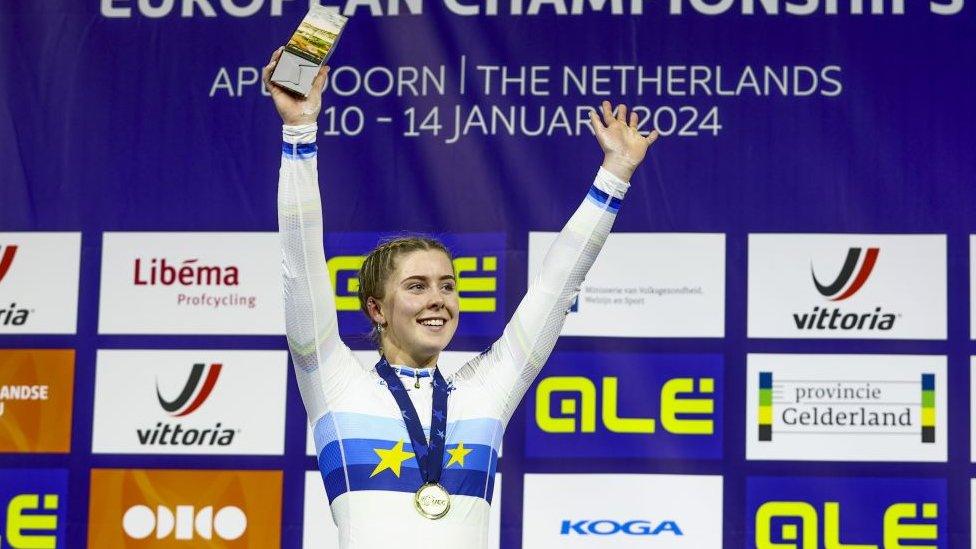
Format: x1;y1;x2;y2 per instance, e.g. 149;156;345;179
586;184;622;213
318;452;499;504
312;412;502;453
318;439;495;472
282;142;317;159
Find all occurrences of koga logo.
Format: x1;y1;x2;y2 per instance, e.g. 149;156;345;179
132;257;258;310
793;247;898;332
536;376;714;435
755;500;938;548
137;363;238;447
0;493;60;547
123;504;246;541
561;519;682;536
328;254;498;313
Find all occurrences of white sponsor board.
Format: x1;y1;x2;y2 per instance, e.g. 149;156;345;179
99;232;284;334
302;471;501;548
971;358;976;462
92;350;287;455
523;474;721;548
972;479;976;549
528;233;725;338
747;354;946;462
748;234;946;339
970;237;976;339
0;232;81;334
305;351;486;456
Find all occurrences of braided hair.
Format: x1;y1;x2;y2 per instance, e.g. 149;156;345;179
357;236;454;349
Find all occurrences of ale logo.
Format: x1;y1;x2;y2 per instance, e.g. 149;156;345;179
0;245;16;284
122;504;247;541
157;363;222;417
812;247;879;301
755;500;938;548
1;494;60;547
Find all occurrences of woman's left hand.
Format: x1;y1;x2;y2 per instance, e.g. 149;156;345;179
589;100;660;181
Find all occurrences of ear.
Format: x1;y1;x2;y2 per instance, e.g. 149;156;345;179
366;296;386;326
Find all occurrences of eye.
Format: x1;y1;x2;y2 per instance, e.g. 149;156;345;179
408;282;425;291
441;282;456;292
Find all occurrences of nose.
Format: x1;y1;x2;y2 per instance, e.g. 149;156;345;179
428;290;445;309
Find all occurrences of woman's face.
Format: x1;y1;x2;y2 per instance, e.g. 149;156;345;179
371;249;459;366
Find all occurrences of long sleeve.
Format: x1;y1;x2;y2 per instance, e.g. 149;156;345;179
453;167;630;425
278;123;362;424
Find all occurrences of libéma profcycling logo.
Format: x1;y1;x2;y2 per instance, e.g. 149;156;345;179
138;363;237;447
794;246;897;332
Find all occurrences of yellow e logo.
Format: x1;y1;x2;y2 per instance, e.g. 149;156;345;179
535;376;714;435
3;493;59;549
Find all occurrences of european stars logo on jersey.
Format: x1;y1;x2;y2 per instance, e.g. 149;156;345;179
371;440;415;478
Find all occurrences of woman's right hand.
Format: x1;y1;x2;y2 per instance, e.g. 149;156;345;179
262;47;331;126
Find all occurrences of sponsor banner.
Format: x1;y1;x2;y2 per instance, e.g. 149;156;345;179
525;352;722;459
305;350;480;456
523;474;721;548
89;469;282;547
748;234;946;339
971;358;976;462
0;469;69;548
302;471;502;548
324;232;505;338
92;350;287;455
972;480;976;549
746;354;946;462
0;350;74;453
99;232;284;334
747;476;947;548
528;232;725;337
0;233;81;334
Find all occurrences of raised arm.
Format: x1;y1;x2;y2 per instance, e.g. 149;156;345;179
265;49;361;420
456;101;660;425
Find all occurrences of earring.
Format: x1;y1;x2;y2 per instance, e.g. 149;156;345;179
376;324;384;333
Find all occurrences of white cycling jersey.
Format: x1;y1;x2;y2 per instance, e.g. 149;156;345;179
278;123;629;548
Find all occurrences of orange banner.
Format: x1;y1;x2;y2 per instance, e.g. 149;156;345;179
88;469;282;548
0;349;74;453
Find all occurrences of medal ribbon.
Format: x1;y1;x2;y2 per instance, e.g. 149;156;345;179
375;357;449;485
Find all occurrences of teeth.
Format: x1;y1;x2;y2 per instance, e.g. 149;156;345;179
421;319;445;326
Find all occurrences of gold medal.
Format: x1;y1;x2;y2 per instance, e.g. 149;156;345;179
414;482;451;519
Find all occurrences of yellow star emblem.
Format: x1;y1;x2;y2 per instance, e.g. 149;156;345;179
370;440;415;478
445;441;473;468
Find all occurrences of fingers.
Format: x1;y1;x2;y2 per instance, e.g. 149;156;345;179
588;109;605;133
616;103;627;123
645;129;660;145
262;47;285;89
629;112;637;128
310;64;331;96
600;100;613;126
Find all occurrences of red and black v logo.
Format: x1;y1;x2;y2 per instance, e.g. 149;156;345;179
0;246;18;284
156;363;223;417
811;247;880;301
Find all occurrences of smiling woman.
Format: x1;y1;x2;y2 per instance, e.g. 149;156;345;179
264;46;658;548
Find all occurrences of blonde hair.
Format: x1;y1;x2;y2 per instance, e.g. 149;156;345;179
357;236;453;348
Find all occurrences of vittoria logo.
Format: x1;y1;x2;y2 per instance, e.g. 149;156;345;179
137;363;236;448
793;247;898;332
812;247;878;301
157;363;222;417
0;246;16;284
0;246;30;327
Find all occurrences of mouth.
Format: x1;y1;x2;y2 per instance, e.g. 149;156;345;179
418;317;448;331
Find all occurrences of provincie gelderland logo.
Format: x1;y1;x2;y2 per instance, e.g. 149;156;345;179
138;363;237;447
793;247;898;332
